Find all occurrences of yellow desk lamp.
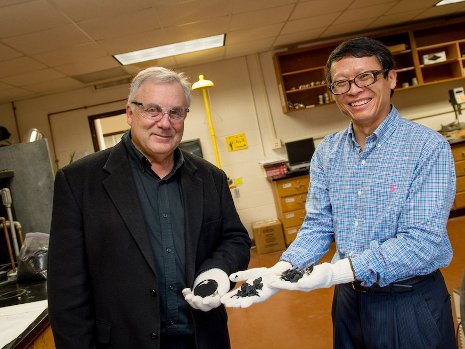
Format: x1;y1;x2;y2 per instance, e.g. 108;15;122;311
192;75;222;169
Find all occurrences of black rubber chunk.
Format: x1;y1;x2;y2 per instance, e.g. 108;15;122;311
193;279;218;297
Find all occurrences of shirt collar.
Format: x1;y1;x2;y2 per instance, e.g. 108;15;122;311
122;131;184;178
347;105;400;146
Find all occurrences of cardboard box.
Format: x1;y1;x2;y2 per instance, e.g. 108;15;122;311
252;219;286;254
423;51;446;65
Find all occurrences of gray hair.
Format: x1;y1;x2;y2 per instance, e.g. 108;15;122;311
128;67;192;107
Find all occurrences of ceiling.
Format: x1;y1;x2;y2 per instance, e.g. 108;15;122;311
1;0;465;104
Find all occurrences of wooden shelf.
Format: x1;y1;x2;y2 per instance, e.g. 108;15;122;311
274;15;465;113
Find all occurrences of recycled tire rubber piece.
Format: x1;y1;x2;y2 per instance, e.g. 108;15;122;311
234;277;263;297
281;265;314;283
193;279;218;297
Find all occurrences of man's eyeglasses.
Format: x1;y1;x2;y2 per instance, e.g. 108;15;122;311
329;69;389;95
131;101;189;122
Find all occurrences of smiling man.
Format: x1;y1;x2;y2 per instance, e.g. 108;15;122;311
48;67;251;349
222;37;457;348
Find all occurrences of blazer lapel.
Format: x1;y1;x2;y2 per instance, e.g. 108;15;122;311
181;159;204;285
102;143;157;275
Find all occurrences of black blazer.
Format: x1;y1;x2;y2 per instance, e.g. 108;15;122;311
47;141;251;349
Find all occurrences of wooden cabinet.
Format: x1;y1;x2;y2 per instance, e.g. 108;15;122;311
271;174;309;245
274;16;465;113
452;142;465;210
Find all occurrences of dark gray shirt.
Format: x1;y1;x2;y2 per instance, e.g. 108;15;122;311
123;132;192;336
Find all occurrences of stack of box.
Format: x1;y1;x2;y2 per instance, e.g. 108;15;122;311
252;219;286;254
259;159;288;180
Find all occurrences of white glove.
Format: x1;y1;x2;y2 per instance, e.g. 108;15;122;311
220;261;292;308
270;259;354;292
182;268;230;312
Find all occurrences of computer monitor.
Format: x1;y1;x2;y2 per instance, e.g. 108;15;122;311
284;138;315;171
179;138;203;158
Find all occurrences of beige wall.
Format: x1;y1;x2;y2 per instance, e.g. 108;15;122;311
1;49;463;236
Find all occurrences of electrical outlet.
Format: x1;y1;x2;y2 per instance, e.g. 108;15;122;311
271;138;282;149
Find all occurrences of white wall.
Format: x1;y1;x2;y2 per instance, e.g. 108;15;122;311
1;49;464;237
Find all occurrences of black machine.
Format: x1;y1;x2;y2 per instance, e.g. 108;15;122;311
284;137;315;171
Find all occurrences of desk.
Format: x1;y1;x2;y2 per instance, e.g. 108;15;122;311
271;170;310;245
0;278;54;349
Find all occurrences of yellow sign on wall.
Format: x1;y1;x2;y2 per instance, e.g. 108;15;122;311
226;133;248;152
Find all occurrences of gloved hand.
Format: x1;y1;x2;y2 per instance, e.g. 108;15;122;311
182;268;230;312
270;258;354;292
220;261;292;308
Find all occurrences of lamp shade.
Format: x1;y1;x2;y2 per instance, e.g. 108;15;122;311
192;75;214;90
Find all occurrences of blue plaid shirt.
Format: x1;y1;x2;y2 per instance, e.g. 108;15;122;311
281;106;456;286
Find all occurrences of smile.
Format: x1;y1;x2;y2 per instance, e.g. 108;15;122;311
349;98;371;107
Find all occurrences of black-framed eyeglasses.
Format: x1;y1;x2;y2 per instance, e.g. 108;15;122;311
131;101;189;122
329;69;389;95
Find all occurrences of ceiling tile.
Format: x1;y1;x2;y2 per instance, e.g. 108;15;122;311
97;29;167;55
337;3;398;24
274;29;326;48
153;0;233;28
282;12;341;35
1;68;65;87
413;6;465;21
23;77;85;93
2;24;93;55
174;46;226;66
230;4;294;31
385;0;440;14
0;0;70;39
320;18;375;38
55;56;121;76
0;43;23;61
161;17;230;44
350;0;398;9
290;0;349;20
52;0;153;22
77;9;161;41
232;0;297;14
368;10;420;29
32;42;109;67
227;24;283;44
0;56;46;78
0;86;35;103
225;38;275;57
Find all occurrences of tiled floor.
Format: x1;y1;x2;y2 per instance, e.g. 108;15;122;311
227;215;465;349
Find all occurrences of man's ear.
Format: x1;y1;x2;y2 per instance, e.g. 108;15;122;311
388;69;397;90
126;103;134;126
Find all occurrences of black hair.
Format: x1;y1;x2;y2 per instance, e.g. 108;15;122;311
325;37;396;95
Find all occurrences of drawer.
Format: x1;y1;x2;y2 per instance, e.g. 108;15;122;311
279;193;307;212
281;208;306;228
451;143;465;162
457;176;465;193
456;160;465;177
275;175;309;197
454;191;465;209
283;225;300;245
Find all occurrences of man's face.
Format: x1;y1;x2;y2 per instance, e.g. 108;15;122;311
126;80;187;162
330;56;397;131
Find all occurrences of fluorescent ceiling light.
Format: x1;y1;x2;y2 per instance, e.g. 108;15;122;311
435;0;465;6
113;34;225;65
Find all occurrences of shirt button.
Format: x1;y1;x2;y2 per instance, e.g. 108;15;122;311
361;160;366;165
150;289;157;297
163;213;168;218
150;331;159;340
166;248;172;253
168;320;175;326
358;190;362;196
169;284;176;291
354;220;359;227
